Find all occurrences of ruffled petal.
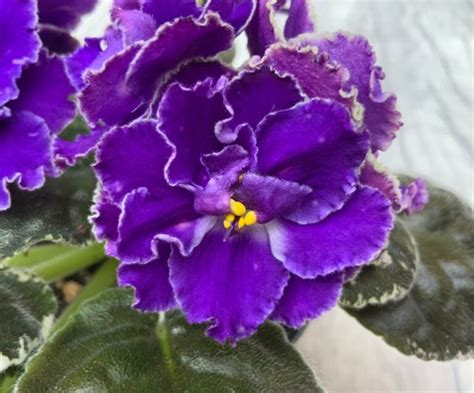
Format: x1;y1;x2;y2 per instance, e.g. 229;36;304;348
205;0;256;33
94;120;172;203
38;0;98;31
169;226;289;343
284;0;315;40
118;243;176;311
126;13;234;104
0;111;52;210
111;9;157;45
0;0;40;106
267;187;393;278
217;66;304;143
234;174;312;223
158;81;229;187
142;0;201;25
256;99;369;224
201;144;250;181
310;33;402;151
117;188;214;262
9;51;76;134
400;178;429;215
271;272;343;328
113;0;141;10
246;0;279;56
91;195;121;243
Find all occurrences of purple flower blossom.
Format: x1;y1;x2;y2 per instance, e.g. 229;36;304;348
0;0;76;210
92;58;395;342
400;178;429;215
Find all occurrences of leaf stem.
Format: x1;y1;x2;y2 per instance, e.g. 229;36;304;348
52;258;118;333
31;243;105;283
5;243;76;268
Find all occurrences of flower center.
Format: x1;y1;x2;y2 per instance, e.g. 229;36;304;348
223;199;257;230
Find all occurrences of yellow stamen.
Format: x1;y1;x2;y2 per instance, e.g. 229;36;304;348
244;211;257;226
223;220;232;230
237;216;246;229
230;199;246;216
225;214;235;223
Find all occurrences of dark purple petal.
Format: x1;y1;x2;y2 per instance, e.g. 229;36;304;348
79;43;145;127
284;0;315;40
0;0;40;106
95;120;172;203
142;0;201;25
117;188;214;263
234;174;312;223
246;0;278;56
271;272;343;328
158;81;229;187
126;13;234;103
205;0;256;33
360;156;402;211
66;27;124;90
118;243;176;311
201;144;249;182
39;24;79;55
9;51;76;134
267;187;393;278
256;99;369;224
111;9;157;45
400;178;429;215
217;66;304;143
0;111;52;210
91;195;121;243
310;33;402;151
169;226;289;343
38;0;98;31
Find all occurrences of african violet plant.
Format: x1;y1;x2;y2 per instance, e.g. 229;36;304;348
1;0;473;391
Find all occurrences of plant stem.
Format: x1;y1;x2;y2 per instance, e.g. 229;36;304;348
52;258;118;333
31;243;105;283
5;243;76;268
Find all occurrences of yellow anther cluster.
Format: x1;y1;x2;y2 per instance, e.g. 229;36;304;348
223;199;258;230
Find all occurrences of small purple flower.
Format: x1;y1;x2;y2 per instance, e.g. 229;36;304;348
92;62;394;343
400;178;429;215
0;0;75;210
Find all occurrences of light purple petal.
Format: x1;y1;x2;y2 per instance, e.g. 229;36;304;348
400;178;429;215
169;226;289;343
158;81;229;187
205;0;256;33
38;0;98;31
0;0;40;106
0;111;52;210
256;99;369;224
118;243;176;311
94;120;172;203
284;0;315;40
246;0;278;56
310;33;402;151
142;0;201;25
39;24;79;55
271;272;343;328
117;188;214;263
267;187;393;278
217;66;304;143
9;51;76;134
234;174;312;223
113;0;141;10
111;9;157;45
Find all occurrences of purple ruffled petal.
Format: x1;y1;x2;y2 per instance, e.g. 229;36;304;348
246;0;279;56
126;13;234;103
234;174;312;223
284;0;315;39
9;51;76;134
271;272;343;328
400;178;429;215
201;144;250;181
117;187;214;262
0;111;53;210
169;226;289;343
39;24;79;55
205;0;256;33
94;120;172;203
217;66;304;143
91;195;121;243
267;187;393;278
256;99;369;224
114;0;141;10
142;0;201;25
111;9;157;45
310;33;402;151
158;81;229;187
38;0;98;31
118;243;176;312
0;0;40;106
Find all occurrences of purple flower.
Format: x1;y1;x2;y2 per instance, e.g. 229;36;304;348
400;178;429;215
92;60;395;343
0;0;75;210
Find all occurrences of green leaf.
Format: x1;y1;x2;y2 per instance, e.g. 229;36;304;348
340;219;418;309
0;162;96;259
0;268;57;373
0;367;21;393
346;183;474;360
16;288;323;392
59;115;90;141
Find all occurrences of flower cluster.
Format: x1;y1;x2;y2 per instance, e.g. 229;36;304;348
82;0;424;343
